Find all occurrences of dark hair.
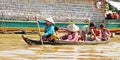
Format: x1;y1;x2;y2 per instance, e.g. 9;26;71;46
100;24;105;28
94;25;98;28
90;22;96;27
54;26;59;31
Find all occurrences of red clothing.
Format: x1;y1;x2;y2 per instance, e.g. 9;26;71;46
94;30;101;36
113;13;119;19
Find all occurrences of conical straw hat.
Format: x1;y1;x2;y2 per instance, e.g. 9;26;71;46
45;17;55;24
67;24;79;32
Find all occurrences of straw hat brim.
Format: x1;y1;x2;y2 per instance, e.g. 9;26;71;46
67;24;79;32
45;17;55;24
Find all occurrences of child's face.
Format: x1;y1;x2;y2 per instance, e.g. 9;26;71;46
94;26;98;29
101;27;105;29
90;26;95;29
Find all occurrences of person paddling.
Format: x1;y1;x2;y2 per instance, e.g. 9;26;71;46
39;17;57;42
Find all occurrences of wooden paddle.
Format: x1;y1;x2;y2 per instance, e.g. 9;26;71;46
35;16;43;45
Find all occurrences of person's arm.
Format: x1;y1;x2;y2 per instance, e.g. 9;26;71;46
106;29;111;37
98;30;102;38
43;25;54;37
80;30;86;40
91;29;96;37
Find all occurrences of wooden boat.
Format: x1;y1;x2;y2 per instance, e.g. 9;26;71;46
22;35;111;45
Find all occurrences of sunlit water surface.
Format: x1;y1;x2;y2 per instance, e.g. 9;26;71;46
0;34;120;60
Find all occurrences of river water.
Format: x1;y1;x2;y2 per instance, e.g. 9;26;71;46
0;34;120;60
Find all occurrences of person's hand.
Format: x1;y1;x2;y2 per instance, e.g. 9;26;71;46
39;33;42;37
56;37;60;40
104;37;108;40
65;39;69;41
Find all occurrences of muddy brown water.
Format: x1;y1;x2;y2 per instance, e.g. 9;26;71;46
0;34;120;60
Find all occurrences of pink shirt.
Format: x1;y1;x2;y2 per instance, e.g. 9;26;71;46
68;32;79;42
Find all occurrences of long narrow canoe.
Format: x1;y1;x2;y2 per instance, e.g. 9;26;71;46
22;35;111;45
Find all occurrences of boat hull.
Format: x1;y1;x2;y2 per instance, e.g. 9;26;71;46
22;35;111;45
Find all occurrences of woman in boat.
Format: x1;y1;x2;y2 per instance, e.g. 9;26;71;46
47;26;59;42
40;17;57;42
60;24;79;42
100;24;111;41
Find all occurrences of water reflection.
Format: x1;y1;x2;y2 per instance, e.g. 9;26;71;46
0;34;120;60
0;44;120;60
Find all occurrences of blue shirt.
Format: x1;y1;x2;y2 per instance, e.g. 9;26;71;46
43;24;55;37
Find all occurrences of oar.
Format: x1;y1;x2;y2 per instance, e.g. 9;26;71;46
35;16;43;45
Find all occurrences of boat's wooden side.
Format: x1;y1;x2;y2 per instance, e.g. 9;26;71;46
22;35;111;45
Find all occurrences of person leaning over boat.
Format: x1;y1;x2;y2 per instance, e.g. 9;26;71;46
39;17;57;42
90;25;102;41
60;24;79;42
80;25;89;41
99;24;111;41
89;22;99;41
79;22;96;41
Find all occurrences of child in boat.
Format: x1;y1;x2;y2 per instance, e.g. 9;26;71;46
40;17;57;42
54;26;59;36
90;25;102;41
80;25;89;41
60;24;79;42
80;22;96;41
88;22;97;41
100;24;111;41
